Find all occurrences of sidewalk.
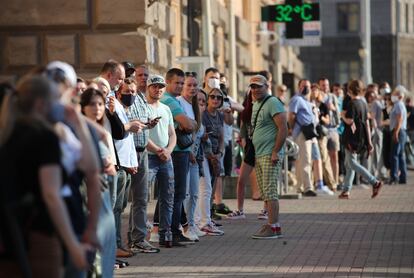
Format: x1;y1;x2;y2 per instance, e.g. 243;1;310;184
116;172;414;277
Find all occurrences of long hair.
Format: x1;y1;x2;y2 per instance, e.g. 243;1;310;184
80;88;106;126
348;79;364;97
240;88;253;124
191;90;201;131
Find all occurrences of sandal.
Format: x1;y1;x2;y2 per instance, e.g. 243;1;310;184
338;191;349;199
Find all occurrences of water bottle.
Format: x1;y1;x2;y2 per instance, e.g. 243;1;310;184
165;228;172;248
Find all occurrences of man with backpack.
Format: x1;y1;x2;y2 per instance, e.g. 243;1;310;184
339;79;382;199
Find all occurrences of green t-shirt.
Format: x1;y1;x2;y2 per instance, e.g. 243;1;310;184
160;92;190;152
251;96;285;157
148;103;174;155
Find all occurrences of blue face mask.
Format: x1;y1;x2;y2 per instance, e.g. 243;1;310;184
48;102;65;123
120;94;136;107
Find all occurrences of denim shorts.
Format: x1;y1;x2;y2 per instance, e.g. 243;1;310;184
311;141;321;160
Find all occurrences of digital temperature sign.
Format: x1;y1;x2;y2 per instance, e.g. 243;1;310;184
262;3;320;23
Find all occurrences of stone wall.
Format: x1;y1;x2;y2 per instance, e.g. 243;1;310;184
0;0;174;81
0;0;303;92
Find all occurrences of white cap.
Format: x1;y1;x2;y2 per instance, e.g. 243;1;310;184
46;61;77;88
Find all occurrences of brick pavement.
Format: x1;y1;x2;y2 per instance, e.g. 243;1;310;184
116;172;414;277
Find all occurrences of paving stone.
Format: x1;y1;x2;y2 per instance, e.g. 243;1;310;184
116;171;414;277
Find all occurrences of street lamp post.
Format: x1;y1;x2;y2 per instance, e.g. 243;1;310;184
360;0;372;85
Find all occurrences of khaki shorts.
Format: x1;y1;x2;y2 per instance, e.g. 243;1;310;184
255;154;283;201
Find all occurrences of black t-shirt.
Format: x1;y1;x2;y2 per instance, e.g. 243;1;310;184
406;105;414;130
343;98;368;147
342;95;351;112
318;102;329;125
0;119;61;235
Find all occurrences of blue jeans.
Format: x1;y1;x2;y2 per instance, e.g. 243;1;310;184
114;168;131;248
184;161;200;227
97;190;116;278
128;151;149;245
148;155;174;237
391;129;407;183
171;151;190;236
107;174;117;209
343;149;377;193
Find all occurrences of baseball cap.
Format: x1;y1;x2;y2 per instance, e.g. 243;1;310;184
147;75;166;87
249;75;267;87
46;61;77;88
122;61;136;78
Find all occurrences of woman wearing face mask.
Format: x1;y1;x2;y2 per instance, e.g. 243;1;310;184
388;86;408;184
0;75;89;277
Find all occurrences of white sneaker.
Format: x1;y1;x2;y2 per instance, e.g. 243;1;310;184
316;186;334;196
191;225;206;237
200;223;224;236
257;210;268;220
149;232;159;243
227;210;246;220
183;227;199;242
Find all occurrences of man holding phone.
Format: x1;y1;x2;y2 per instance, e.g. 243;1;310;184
145;75;178;247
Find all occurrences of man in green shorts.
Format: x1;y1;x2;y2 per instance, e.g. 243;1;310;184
249;75;288;239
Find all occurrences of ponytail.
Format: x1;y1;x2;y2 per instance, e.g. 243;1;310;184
192;93;201;131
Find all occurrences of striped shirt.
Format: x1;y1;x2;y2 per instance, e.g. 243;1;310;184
127;92;153;148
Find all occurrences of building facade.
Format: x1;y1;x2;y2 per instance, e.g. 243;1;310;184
299;0;414;92
0;0;303;100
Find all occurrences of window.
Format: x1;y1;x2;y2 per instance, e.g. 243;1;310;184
337;3;360;33
336;61;360;84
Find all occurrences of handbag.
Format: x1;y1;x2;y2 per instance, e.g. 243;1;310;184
175;128;193;149
301;123;318;140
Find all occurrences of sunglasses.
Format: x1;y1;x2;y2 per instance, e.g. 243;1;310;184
209;94;223;100
250;84;264;89
185;71;197;78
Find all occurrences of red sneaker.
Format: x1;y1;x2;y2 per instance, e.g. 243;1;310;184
371;181;383;199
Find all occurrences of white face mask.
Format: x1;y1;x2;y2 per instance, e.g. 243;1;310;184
208;78;220;89
391;95;399;103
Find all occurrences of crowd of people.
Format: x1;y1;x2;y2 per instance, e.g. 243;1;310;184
0;59;412;277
